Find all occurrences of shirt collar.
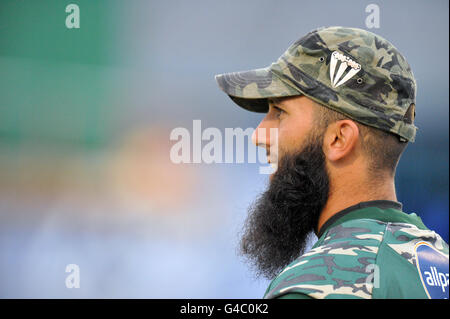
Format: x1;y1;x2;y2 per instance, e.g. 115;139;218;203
316;200;404;238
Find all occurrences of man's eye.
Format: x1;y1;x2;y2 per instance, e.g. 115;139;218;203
274;106;285;118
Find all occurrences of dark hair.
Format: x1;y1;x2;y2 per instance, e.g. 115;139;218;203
313;103;415;177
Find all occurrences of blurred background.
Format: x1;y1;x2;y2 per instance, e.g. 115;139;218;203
0;0;448;298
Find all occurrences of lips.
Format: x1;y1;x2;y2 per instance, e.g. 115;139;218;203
266;155;278;173
267;153;278;165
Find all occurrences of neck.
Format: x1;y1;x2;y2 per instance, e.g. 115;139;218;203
316;174;397;236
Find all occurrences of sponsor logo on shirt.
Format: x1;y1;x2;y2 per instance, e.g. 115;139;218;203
415;242;449;299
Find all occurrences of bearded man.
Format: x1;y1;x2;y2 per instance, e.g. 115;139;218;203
215;26;449;299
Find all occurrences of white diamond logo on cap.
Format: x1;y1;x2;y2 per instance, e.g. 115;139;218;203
329;51;361;88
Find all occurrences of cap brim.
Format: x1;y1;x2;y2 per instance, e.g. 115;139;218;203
215;67;301;113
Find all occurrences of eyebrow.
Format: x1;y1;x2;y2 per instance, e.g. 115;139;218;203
268;98;287;106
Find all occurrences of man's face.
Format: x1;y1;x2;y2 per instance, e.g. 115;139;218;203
252;95;317;169
240;96;330;279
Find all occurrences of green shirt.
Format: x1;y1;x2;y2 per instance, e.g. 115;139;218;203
263;200;449;299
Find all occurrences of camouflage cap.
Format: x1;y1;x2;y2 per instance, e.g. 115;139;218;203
215;26;418;142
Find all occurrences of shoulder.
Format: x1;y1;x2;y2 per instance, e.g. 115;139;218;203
382;221;449;266
375;221;449;298
264;218;387;299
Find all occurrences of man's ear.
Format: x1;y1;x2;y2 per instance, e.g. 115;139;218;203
323;120;360;162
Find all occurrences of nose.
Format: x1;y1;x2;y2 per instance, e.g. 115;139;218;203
252;115;276;150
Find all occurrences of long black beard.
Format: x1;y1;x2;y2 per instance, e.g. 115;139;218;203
239;134;330;280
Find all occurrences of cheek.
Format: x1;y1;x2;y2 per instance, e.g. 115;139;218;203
278;117;311;152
